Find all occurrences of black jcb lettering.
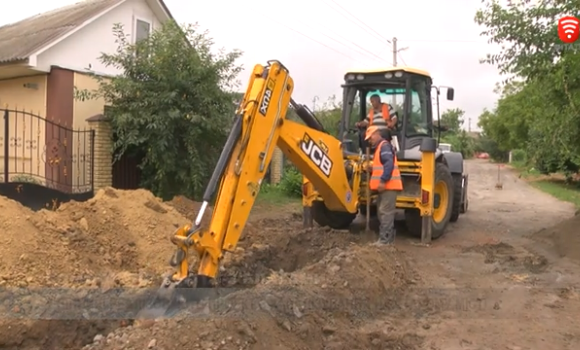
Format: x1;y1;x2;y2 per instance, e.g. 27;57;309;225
300;135;333;177
259;81;274;116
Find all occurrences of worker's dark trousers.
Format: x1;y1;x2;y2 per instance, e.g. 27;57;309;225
377;190;398;243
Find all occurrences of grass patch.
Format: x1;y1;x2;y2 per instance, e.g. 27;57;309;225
509;161;580;208
256;183;301;206
529;180;580;208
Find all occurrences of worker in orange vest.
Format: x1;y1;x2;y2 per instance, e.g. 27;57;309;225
355;94;397;129
356;94;398;150
365;125;403;245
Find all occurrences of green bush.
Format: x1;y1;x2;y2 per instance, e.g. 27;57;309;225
278;167;303;197
474;136;509;162
511;149;526;163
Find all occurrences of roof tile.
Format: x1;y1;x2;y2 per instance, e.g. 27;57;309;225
0;0;123;64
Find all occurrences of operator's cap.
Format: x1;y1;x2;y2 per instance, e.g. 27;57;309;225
365;125;380;140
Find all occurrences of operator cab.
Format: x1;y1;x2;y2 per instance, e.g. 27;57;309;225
339;67;454;161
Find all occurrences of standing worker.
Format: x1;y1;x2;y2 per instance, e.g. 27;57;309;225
365;126;403;245
356;94;399;150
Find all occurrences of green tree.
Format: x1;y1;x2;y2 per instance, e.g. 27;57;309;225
316;95;342;136
81;21;243;199
474;1;580;176
438;108;475;157
440;108;465;134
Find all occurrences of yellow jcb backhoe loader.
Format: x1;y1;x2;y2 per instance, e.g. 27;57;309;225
138;60;469;317
302;66;469;238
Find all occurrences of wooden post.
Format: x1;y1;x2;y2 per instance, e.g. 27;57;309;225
365;147;371;233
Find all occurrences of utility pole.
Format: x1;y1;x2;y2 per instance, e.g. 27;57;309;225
390;37;408;152
392;37;398;68
468;117;471;132
312;96;319;111
392;37;409;109
392;37;409;67
391;38;398;110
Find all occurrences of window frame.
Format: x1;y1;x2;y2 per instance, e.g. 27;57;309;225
133;16;152;44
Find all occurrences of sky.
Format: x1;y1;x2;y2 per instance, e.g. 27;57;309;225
0;0;504;131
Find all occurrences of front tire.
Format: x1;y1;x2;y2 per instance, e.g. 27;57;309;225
405;162;455;239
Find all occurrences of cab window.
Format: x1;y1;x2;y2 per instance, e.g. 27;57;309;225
365;79;429;137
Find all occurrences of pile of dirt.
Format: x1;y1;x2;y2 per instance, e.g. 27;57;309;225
77;214;425;350
166;195;203;219
85;243;422;350
0;187;190;349
0;187;188;288
530;212;580;262
0;189;427;350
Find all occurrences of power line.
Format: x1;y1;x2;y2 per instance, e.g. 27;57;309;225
398;52;408;66
398;39;488;43
328;0;392;46
287;18;385;64
277;22;359;62
320;0;392;48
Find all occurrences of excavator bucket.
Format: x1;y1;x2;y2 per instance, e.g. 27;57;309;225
135;276;230;319
135;278;187;319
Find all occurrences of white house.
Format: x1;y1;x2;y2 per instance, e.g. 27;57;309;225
0;0;173;192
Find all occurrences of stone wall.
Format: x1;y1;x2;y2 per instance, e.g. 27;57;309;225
86;114;112;191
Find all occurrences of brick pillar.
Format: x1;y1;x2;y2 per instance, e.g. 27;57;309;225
86;114;112;191
270;147;283;184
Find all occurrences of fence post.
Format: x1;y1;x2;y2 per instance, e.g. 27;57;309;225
86;114;112;191
90;129;95;192
3;109;8;183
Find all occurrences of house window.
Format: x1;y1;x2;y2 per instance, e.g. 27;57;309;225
135;19;151;43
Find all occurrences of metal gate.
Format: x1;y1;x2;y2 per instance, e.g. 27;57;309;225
0;108;95;210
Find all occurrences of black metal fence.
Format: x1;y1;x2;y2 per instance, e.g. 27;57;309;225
0;109;95;210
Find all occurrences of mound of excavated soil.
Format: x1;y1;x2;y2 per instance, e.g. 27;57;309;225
85;245;422;350
0;187;187;288
81;216;424;350
1;189;426;350
0;187;189;349
531;212;580;262
166;195;202;219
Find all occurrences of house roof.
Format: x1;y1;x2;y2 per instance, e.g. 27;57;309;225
0;0;173;64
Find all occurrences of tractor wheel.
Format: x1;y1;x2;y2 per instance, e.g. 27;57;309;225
450;174;463;222
312;201;357;229
405;162;455;239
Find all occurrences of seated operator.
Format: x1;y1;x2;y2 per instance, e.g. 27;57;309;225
355;94;398;151
355;94;397;132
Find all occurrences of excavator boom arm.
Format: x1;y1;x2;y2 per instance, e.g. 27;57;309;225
169;61;358;289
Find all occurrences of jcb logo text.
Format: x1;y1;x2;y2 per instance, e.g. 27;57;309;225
259;80;274;116
300;135;333;177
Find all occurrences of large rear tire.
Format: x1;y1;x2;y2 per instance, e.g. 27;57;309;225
405;162;454;239
450;174;462;222
312;201;357;229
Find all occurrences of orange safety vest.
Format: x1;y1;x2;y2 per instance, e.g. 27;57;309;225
368;103;391;125
369;140;403;191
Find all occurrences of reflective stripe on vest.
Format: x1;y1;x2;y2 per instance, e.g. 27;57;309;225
368;103;390;126
369;140;403;191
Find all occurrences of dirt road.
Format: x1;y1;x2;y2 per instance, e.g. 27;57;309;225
387;159;580;350
2;159;580;350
